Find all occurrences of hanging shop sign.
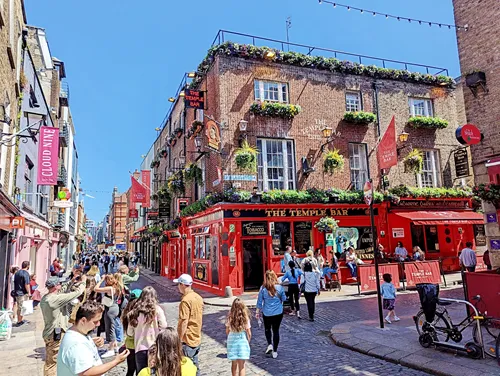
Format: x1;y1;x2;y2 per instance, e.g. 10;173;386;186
129;209;138;219
454;148;470;178
363;181;373;206
147;211;159;220
53;200;73;208
37;126;60;185
177;199;189;216
377;116;398;170
205;120;221;151
242;222;268;236
224;207;374;218
456;124;482;145
9;216;25;229
184;89;205;109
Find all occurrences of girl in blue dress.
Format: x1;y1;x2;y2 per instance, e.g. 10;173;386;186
226;298;252;376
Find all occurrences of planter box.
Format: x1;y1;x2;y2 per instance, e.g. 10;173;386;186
465;71;486;87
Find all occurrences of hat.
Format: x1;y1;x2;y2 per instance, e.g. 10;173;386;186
173;274;193;286
130;289;142;299
46;276;61;288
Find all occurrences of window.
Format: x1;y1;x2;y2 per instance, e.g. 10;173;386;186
409;97;433;117
348;143;368;190
24;157;34;207
345;92;361;112
254;80;288;103
417;150;441;188
257;139;296;191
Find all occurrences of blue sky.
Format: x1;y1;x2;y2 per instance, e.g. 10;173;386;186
25;0;460;222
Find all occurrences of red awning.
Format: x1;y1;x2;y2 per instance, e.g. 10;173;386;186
394;211;484;225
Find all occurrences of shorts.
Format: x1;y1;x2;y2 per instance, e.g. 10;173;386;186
16;294;28;315
383;298;395;311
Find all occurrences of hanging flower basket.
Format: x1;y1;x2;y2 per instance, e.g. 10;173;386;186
234;141;258;172
314;217;339;233
323;149;345;174
343;111;376;124
473;183;500;207
168;136;177;147
159;233;169;244
160;148;168;158
184;163;203;184
403;149;424;174
167;173;185;195
408;116;449;129
188;121;204;139
175;127;184;138
150;159;160;169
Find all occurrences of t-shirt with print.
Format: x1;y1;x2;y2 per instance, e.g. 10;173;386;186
178;290;203;347
14;270;30;296
57;329;103;376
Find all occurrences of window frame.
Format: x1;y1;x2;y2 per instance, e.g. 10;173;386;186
417;150;441;188
254;80;289;103
348;142;369;190
409;97;434;117
257;138;296;191
345;91;362;112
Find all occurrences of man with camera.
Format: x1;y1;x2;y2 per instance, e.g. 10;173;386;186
40;275;87;376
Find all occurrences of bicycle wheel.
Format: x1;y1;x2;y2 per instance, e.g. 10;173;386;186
414;310;451;342
472;319;500;358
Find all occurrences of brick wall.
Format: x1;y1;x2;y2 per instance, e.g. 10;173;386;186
453;0;500;184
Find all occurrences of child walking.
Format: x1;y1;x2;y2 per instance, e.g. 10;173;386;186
226;298;252;376
381;273;400;324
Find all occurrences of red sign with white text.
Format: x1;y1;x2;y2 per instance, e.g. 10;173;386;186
141;170;151;208
131;176;146;204
456;124;482;145
37;126;60;185
475;255;487;271
404;261;441;287
358;263;400;292
128;209;138;219
377;116;397;170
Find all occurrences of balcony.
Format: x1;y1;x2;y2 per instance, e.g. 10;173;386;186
52;211;65;229
60;81;70;107
58;164;67;186
59;122;69;147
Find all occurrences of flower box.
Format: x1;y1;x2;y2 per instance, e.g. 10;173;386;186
343;111;376;124
408;116;449;129
249;101;301;119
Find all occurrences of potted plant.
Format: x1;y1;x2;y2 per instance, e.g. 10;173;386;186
167;173;185;195
465;71;486;88
175;127;184;138
184;163;203;184
168;135;177;147
323;149;345;174
314;217;339;233
234;141;258;172
343;111;376;124
403;149;424;174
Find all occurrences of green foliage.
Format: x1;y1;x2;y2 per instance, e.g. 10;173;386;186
234;141;258;172
147;225;163;237
249;101;302;119
473;184;500;206
184;163;203;184
314;217;339;233
408;116;449;129
403;149;424;174
388;185;472;199
323;149;345;174
175;127;184;138
343;111;377;124
167;172;185;195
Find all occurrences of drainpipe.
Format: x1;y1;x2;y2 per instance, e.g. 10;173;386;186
372;82;381;138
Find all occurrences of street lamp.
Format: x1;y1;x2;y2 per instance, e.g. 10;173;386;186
179;91;185;97
399;131;409;143
322;127;333;139
320;126;340;152
168;97;175;103
187;72;197;78
238;120;248;132
194;136;202;150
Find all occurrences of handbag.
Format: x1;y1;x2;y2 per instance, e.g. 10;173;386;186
21;299;34;316
300;272;306;294
102;289;114;308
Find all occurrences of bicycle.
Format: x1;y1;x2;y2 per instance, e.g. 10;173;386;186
414;295;500;358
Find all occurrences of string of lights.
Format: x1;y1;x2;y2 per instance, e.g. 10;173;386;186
317;0;468;31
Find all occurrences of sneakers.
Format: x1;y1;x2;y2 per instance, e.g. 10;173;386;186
394;316;400;322
288;311;295;316
297;311;301;319
100;350;116;359
385;316;392;324
272;352;278;359
265;344;273;354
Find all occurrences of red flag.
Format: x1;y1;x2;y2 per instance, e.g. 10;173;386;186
377;116;397;170
141;170;151;208
131;176;146;204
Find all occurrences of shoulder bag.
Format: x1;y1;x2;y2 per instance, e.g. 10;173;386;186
300;272;307;294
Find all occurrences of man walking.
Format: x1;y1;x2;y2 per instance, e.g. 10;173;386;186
13;261;31;326
459;241;477;272
175;274;203;374
40;275;86;376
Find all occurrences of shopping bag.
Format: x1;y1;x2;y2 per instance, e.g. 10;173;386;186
0;311;12;341
21;299;34;316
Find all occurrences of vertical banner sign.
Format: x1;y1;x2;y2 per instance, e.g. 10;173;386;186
131;176;146;204
37;127;60;185
377;116;397;170
141;170;151;208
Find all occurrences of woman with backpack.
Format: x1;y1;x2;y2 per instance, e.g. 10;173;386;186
302;261;321;322
281;261;303;318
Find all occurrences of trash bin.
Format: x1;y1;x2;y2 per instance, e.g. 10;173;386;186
416;283;440;323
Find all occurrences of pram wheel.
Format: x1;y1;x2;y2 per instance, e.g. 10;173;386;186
464;342;482;359
419;333;434;348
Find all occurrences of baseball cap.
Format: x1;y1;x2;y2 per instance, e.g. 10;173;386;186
173;274;193;286
130;289;142;299
46;276;61;288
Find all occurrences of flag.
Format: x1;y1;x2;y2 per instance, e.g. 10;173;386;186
131;176;146;204
377;116;397;170
141;170;151;208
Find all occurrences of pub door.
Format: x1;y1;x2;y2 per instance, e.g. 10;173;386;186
242;239;266;291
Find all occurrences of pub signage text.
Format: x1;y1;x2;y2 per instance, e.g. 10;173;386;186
392;200;469;209
224;207;374;218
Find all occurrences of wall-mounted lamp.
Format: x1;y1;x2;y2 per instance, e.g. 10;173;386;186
265;50;276;59
239;120;248;132
397;132;411;155
320;126;341;152
187;72;196;78
398;131;409;143
322;127;333;139
168;97;175;103
179;91;185;97
194;136;202;150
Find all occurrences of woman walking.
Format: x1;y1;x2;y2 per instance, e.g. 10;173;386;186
281;261;303;318
127;286;168;374
302;261;320;321
256;270;286;359
94;274;122;358
226;298;252;376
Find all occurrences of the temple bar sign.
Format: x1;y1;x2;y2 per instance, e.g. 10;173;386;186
265;208;364;217
184;89;205;109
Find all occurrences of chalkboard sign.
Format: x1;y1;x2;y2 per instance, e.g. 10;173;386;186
294;221;312;253
454;148;470;178
242;222;268;236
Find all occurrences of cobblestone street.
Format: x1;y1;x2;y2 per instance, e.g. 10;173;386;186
108;276;465;376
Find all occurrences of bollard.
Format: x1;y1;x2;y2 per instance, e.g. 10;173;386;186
224;286;233;298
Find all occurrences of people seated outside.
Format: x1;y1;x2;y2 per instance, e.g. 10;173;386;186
345;247;357;280
412;246;425;261
394;242;409;262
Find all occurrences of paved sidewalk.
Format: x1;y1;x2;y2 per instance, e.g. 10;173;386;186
330;317;499;376
0;308;45;376
140;267;465;307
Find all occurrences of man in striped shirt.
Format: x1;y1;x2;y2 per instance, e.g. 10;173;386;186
459;242;477;272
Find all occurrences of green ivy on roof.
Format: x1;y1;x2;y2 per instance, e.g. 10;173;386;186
190;42;455;89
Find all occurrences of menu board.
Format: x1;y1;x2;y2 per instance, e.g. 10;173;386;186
294;222;312;253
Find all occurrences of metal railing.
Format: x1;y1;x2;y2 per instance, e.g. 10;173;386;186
211;30;449;76
60;81;70;105
58;121;69;146
58;164;67;185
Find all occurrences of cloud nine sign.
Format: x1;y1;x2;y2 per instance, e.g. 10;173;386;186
37;126;60;185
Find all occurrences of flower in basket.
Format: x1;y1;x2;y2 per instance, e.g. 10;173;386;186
314;217;339;233
160;148;168;158
175;127;184;138
189;121;204;139
403;149;424;174
234;141;258;172
167;173;185;195
168;135;177;147
323;149;345;174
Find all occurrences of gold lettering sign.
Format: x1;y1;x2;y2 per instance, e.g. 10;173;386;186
264;208;361;217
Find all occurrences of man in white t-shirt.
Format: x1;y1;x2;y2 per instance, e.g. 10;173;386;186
57;301;129;376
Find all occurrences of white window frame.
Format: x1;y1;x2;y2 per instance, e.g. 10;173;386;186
345;91;362;112
409;97;433;117
417;150;441;188
254;80;289;103
348;143;369;190
257;138;296;191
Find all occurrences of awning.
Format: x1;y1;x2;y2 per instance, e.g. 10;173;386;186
134;226;147;235
394;211;484;225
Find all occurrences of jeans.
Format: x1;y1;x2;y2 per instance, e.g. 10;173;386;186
262;313;283;352
347;262;357;278
466;266;476;272
182;343;201;375
104;304;119;343
304;292;317;319
114;316;123;343
287;284;300;312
